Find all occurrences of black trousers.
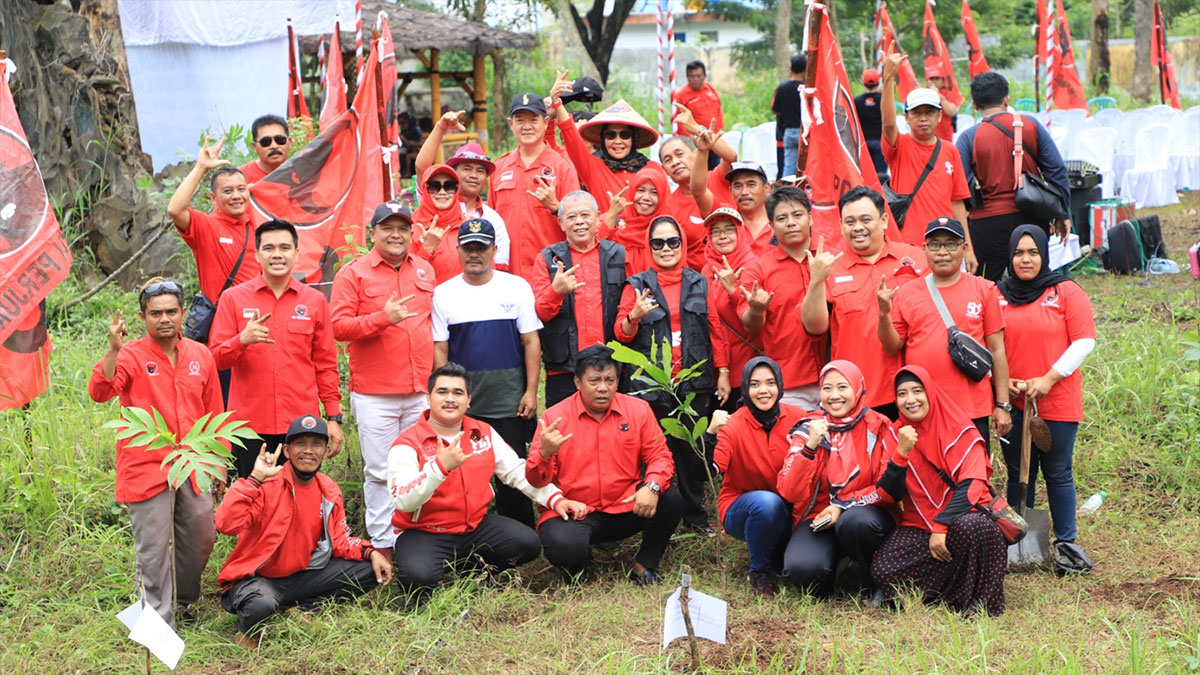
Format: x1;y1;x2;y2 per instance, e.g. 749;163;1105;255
544;372;577;409
968;212;1051;282
220;558;377;634
391;514;540;592
651;400;712;528
475;415;536;528
539;487;683;575
237;433;288;479
782;505;896;596
218;368;231;407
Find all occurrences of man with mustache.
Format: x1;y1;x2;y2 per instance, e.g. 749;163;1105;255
239;114;292;184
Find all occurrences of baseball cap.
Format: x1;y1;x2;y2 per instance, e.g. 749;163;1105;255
725;161;769;183
371;201;413;226
458;218;496;247
561;76;604;104
446;142;495;175
905;88;943;111
862;69;881;87
924;216;966;239
703;206;743;228
285;414;329;443
509;92;547;116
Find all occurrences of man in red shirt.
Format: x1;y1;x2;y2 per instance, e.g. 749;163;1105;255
691;153;774;255
878;217;1012;447
672;61;724;138
527;346;681;584
88;278;222;627
331;202;436;551
488;92;581;282
217;416;391;648
239;114;291;184
799;186;926;419
923;64;960;143
880;50;976;272
738;187;827;410
532;192;627;406
209;220;343;477
658;109;739;269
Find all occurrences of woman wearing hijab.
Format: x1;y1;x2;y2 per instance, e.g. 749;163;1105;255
409;164;510;283
616;216;730;535
775;361;905;597
871;365;1007;616
998;225;1096;564
602;165;672;276
701;207;761;412
705;357;807;597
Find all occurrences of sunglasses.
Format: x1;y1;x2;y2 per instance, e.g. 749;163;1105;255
603;129;633;141
140;279;183;299
924;240;964;252
649;236;682;251
426;180;458;194
257;135;289;148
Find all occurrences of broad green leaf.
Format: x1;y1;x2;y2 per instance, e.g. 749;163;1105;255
692;418;708;441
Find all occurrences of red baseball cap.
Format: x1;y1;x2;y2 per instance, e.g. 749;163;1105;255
862;69;881;86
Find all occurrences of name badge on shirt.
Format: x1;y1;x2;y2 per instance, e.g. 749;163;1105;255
219;237;234;244
243;308;261;320
499;170;514;183
834;275;854;283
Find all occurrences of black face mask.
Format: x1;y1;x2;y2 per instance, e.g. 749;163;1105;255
290;461;322;482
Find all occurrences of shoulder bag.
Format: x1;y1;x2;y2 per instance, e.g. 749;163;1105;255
937;470;1028;546
882;138;942;231
184;222;250;343
984;115;1066;224
924;274;992;382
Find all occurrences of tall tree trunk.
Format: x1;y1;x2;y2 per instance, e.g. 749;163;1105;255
775;0;793;81
1131;0;1151;101
1089;0;1110;93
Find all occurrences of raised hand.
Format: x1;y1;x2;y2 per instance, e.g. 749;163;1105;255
538;417;574;459
805;236;843;283
629;287;659;322
695;127;724;153
196;135;230;171
896;425;918;456
707;409;731;434
672;102;697;133
549;69;573;103
419;215;447;252
553;498;589;521
551;261;585;295
438;109;467;133
604;184;631;224
876;276;898;315
740;281;774;313
805;419;830;450
384;292;417;324
107;309;128;352
251;444;285;482
716;255;742;295
527;175;557;211
436;435;466;472
239;312;274;346
882;43;908;83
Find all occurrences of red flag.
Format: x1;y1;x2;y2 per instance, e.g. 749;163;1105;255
320;21;348;131
803;3;900;246
922;0;963;105
960;0;990;78
0;60;72;409
1050;0;1088;111
874;2;919;102
251;38;383;292
1152;2;1182;109
377;11;400;199
287;19;311;120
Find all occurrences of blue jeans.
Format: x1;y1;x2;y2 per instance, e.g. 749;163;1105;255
722;490;791;572
782;127;801;179
1003;413;1079;543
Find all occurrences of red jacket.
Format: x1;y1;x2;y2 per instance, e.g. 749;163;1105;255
527;392;673;527
215;468;372;591
713;404;808;527
388;412;564;534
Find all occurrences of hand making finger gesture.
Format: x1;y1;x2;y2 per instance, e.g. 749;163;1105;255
250;444;285;482
196;135;231;171
527;176;557;211
805;236;843;283
716;255;742;295
549;69;573;103
107;309;128;352
740;281;774;313
551;261;585;295
695;127;725;153
882;43;907;83
438;109;467;133
876;276;898;315
419;215;447;252
436;434;466;472
538;417;574;459
629;287;659;322
384;292;417;324
621;485;660;518
239;312;274;346
672;102;697;134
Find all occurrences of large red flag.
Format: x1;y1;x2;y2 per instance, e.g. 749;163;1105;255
874;2;919;102
287;18;311;120
320;21;347;131
0;60;72;409
803;3;900;246
961;0;990;78
1050;0;1088;111
1152;2;1182;109
377;11;400;199
922;0;963;105
250;38;383;293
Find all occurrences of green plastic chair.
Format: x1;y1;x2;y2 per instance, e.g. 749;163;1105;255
962;101;975;117
896;102;905;116
1088;96;1116;112
1014;98;1037;112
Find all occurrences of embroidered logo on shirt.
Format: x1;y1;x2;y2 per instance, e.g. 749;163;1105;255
145;362;159;376
188;360;200;376
944;161;954;176
1041;291;1059;308
416;268;429;281
619;422;629;432
294;304;308;317
965;301;983;318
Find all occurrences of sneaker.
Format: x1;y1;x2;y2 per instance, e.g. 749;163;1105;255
175;603;197;627
685;522;717;537
748;570;778;598
629;567;662;586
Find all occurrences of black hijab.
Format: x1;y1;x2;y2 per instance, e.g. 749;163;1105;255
997;225;1071;306
740;356;784;433
593;124;651;173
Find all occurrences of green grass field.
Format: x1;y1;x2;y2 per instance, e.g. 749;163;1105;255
1;196;1198;673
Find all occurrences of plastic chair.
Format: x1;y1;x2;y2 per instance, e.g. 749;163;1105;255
1049;125;1072;159
1091;107;1123;129
1015;98;1037;112
1048;108;1088;131
1118;124;1179;208
1169;110;1200;191
1114;108;1151;187
1088;96;1116;112
722;130;743;160
1072;126;1118;198
739;122;777;179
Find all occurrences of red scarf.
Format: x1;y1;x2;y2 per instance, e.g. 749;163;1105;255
702;218;757;282
413;164;464;235
812;360;892;493
618;165;671;276
647;215;686;286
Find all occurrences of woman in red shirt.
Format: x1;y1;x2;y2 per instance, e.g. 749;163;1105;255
701;207;761;412
870;365;1007;616
602;165;671;276
998;225;1096;560
409;164;464;283
776;361;905;597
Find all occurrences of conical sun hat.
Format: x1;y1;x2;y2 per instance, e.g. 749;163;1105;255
578;99;659;149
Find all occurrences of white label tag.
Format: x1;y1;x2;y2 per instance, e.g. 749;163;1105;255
219;237;234;244
834;275;854;283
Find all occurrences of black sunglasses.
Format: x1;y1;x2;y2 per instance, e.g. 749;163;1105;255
426;180;458;194
258;134;289;148
603;129;633;141
649;236;682;251
140;279;183;299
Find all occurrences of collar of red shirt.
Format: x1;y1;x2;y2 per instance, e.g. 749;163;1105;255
771;244;807;264
366;248;412;270
842;240;906;267
210;207;251;227
567;390;629;422
247;273;306;296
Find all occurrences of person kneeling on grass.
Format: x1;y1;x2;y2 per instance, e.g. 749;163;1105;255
216;415;393;648
387;363;587;599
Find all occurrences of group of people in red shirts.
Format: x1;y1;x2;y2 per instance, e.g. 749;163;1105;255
89;67;1095;645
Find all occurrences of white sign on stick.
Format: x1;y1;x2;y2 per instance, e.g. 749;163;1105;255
116;602;185;670
662;587;727;649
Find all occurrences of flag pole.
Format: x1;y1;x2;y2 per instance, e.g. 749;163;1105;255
372;31;392;202
796;5;822;188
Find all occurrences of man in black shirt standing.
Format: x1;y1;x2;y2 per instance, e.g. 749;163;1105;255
771;54;806;181
855;69;887;182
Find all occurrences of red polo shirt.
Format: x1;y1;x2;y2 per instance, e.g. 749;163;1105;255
882;134;971;247
820;241;926;407
209;276;341;434
531;240;605;374
178;208;261;303
330;249;436;395
488;146;581;282
238;160;269;185
737;248;826;388
672;83;724;137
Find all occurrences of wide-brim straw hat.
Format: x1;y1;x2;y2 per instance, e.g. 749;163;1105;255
578;100;659;149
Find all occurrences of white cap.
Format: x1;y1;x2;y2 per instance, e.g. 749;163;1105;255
905;88;942;111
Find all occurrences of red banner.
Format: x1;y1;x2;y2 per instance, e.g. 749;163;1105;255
377;11;400;198
922;0;963;105
1152;2;1182;109
1050;0;1088;111
0;60;72;409
804;3;900;246
320;21;347;131
287;19;311;121
961;0;990;78
874;2;919;102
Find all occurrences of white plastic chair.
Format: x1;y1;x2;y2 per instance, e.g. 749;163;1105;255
1049;125;1072;160
1114;108;1152;187
1119;124;1180;208
1048;108;1088;131
1071;126;1118;198
739;122;777;179
1169;110;1200;191
722;130;743;160
1092;108;1123;129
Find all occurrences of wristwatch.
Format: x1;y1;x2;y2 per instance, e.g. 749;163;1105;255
325;414;345;424
994;402;1013;413
644;481;662;495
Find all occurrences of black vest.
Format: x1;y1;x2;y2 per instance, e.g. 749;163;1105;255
539;240;627;372
625;267;714;404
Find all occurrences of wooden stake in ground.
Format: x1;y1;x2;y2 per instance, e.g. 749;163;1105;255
679;565;701;670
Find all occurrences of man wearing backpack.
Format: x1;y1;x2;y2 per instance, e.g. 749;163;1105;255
956;72;1071;281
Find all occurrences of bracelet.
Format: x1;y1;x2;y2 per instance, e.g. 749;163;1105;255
551;100;563;110
626;313;641;325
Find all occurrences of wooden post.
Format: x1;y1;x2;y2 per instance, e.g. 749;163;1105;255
373;30;392;201
679;565;702;670
472;55;489;155
795;6;822;188
430;49;442;163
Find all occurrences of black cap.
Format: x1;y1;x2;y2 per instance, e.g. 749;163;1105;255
924;216;966;239
509;92;547;116
371;201;413;226
457;218;496;247
285;414;328;443
725;161;769;182
561;76;604;104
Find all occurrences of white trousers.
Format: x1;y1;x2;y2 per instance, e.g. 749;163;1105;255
780;384;820;412
351;391;429;548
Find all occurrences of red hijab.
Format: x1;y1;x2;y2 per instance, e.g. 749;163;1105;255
617;165;671;276
647;215;686;286
413;164;464;234
813;360;893;492
702;215;756;281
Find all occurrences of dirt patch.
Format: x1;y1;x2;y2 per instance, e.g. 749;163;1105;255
1090;573;1200;609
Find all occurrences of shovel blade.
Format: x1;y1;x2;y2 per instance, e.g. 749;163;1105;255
1007;508;1052;571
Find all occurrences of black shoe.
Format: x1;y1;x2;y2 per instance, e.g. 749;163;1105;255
175;604;197;627
685;522;716;537
630;567;661;586
594;540;620;552
869;588;895;610
748;571;778;598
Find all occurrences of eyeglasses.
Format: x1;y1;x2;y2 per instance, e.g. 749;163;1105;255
924;240;964;252
426;180;458;194
603;129;633;141
140;279;183;299
649;236;682;251
257;135;289;148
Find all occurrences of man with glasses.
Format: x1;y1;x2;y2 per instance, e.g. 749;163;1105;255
877;217;1012;446
239;114;292;184
88;277;222;627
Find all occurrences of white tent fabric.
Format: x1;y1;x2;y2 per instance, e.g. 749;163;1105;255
1169;110;1200;192
1070;126;1118;198
1119;125;1179;208
119;0;358;46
